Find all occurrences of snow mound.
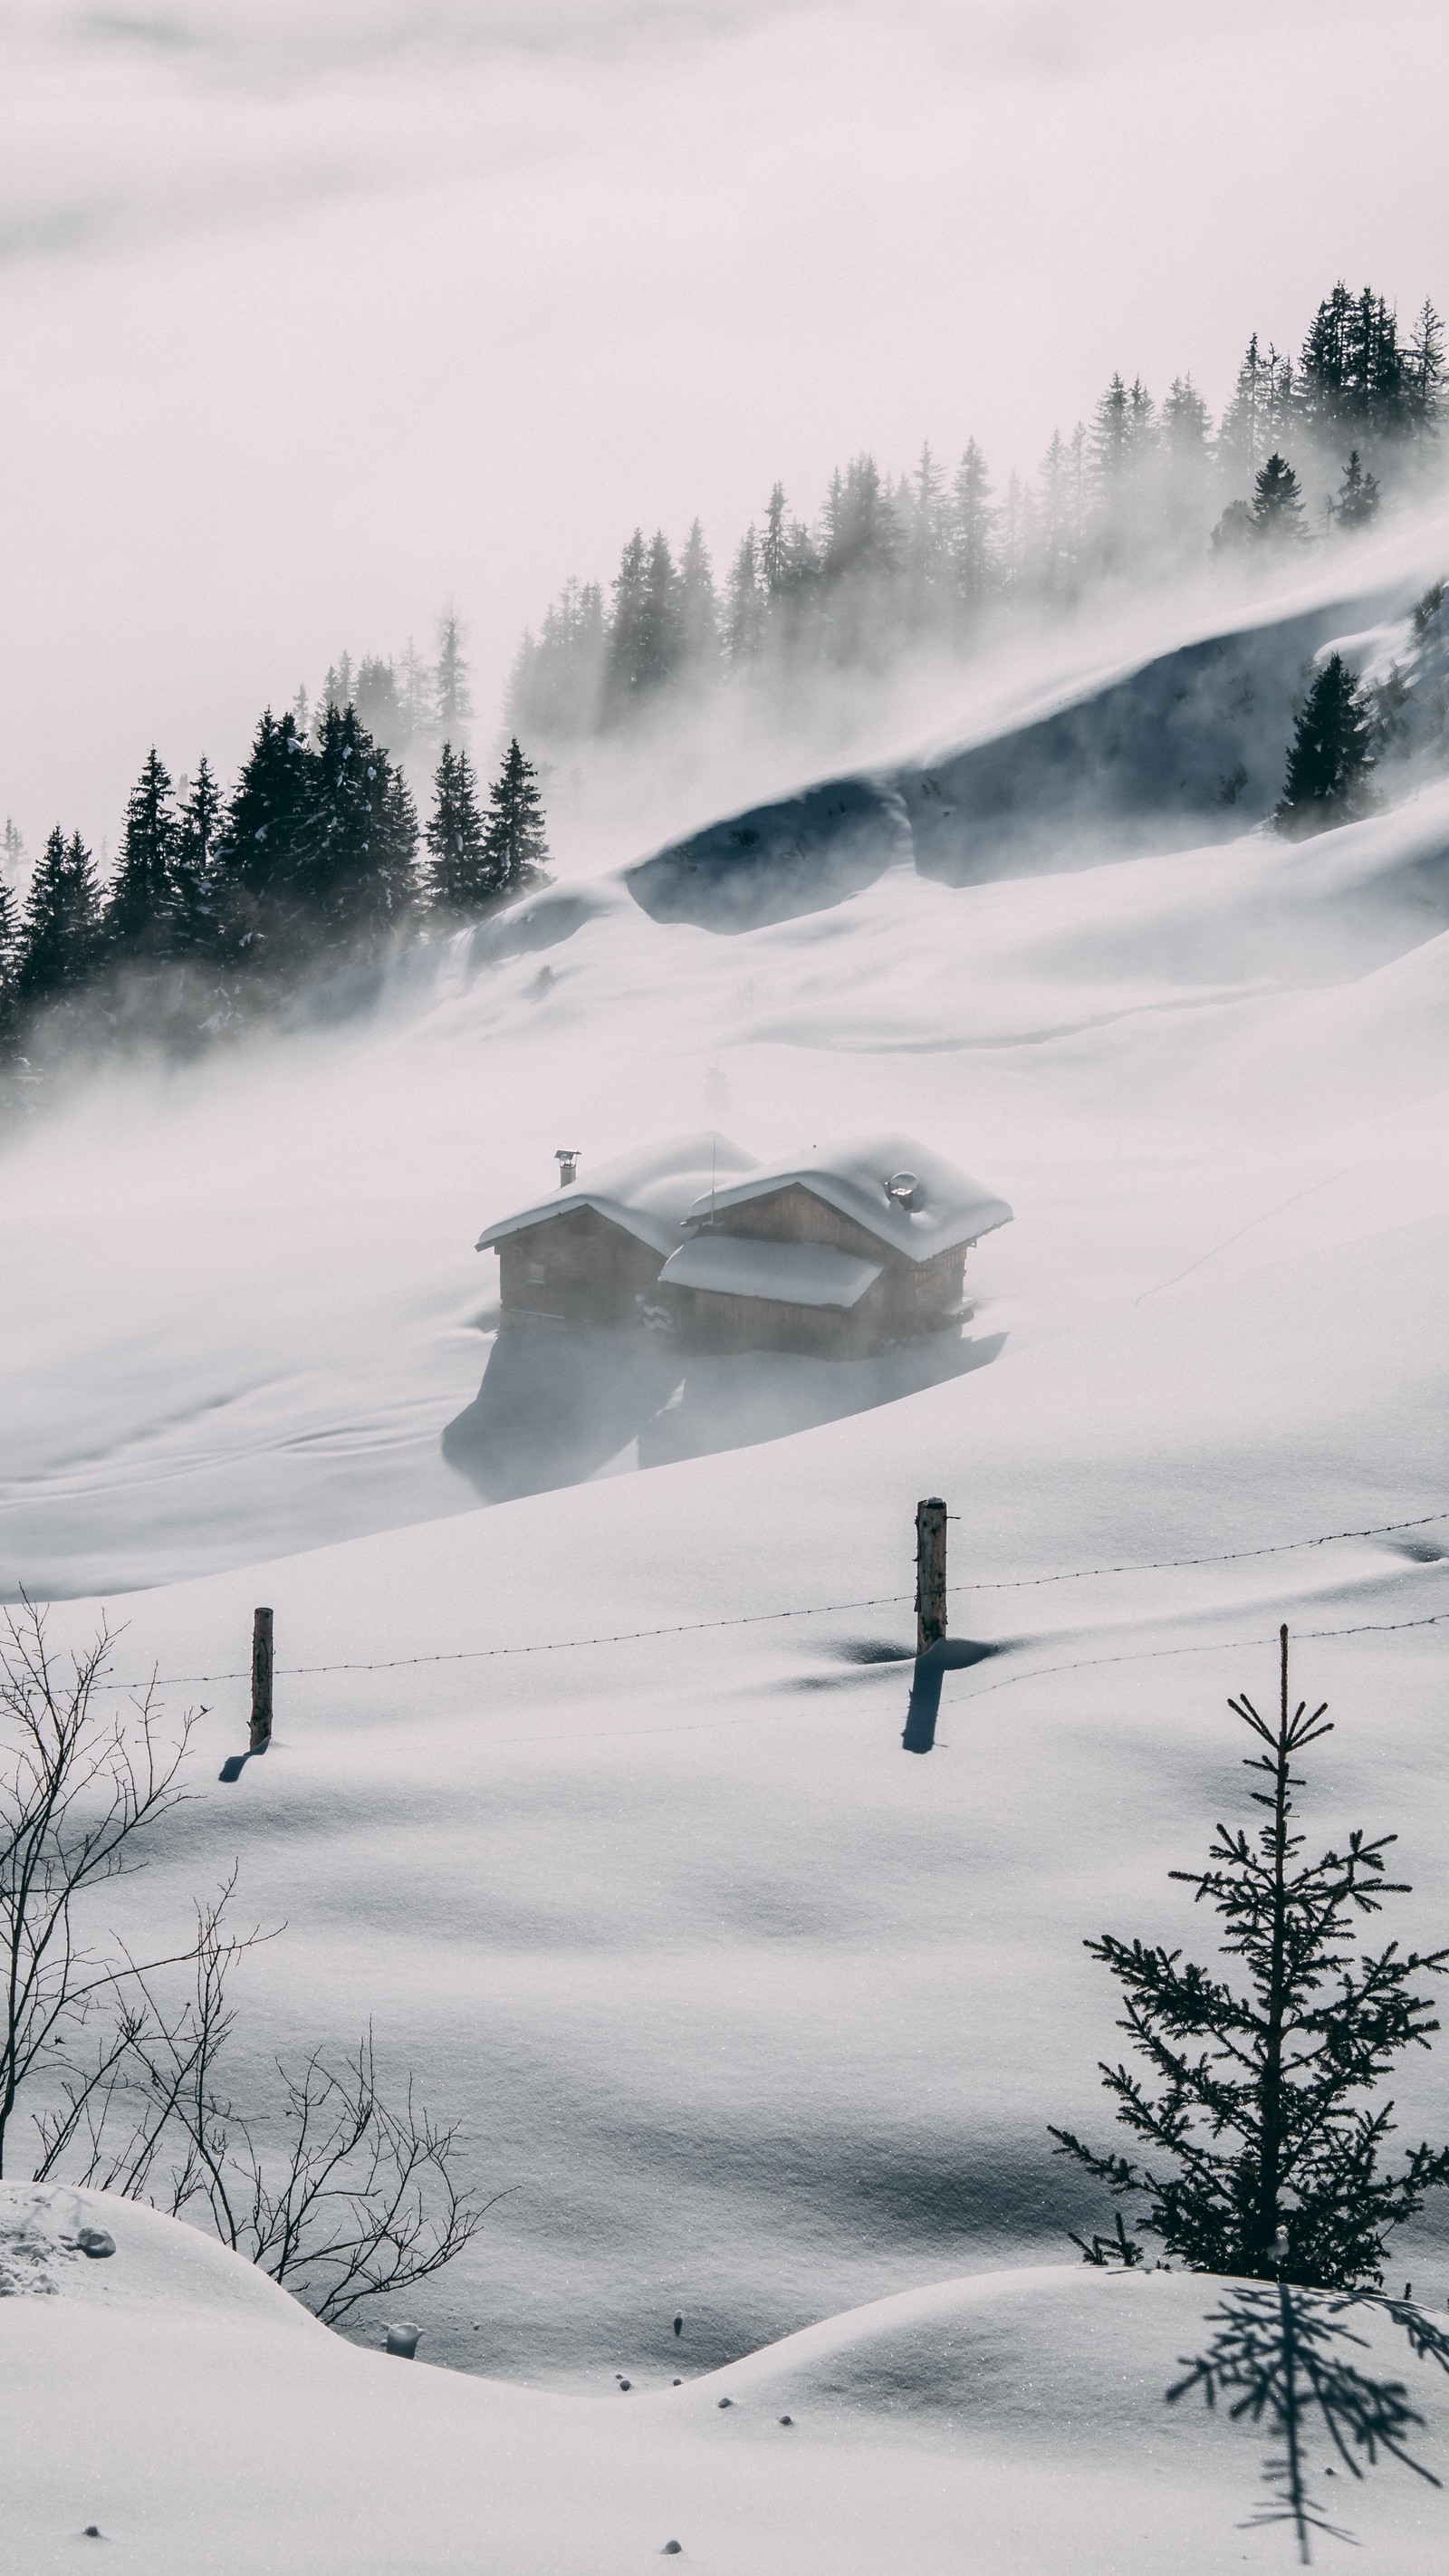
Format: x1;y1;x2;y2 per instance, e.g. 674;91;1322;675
5;2219;1448;2573
0;2181;321;2331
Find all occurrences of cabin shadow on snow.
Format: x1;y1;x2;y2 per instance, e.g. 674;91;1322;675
443;1132;1011;1503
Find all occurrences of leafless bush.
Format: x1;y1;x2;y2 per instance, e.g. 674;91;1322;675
4;1600;494;2323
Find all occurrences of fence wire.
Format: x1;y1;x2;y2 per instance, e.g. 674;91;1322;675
77;1503;1446;1694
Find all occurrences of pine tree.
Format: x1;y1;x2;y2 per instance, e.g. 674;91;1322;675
1032;430;1075;601
677;520;719;673
171;755;223;954
105;747;178;956
301;702;416;956
760;484;791;601
214;708;316;959
321;651;354;717
1251;453;1309;543
949;438;995;620
1404;300;1444;436
1160;376;1214;543
16;828;103;1003
1051;1629;1449;2288
605;529;651;716
356;656;403;753
905;443;951;620
480;739;550;900
424;742;490;914
724;527;764;667
507;579;607;743
398;639;433;750
1275;654;1376;835
0;858;16;1022
1218;334;1270;485
1299;284;1357;433
1330;449;1381;533
434;615;472;741
640;532;682;689
1088;373;1135;564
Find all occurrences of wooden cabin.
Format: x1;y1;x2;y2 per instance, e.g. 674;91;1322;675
656;1136;1012;1359
475;1137;756;1332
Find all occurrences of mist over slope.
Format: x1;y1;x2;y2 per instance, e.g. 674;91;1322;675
5;534;1448;1599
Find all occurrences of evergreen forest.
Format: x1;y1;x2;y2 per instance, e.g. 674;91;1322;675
508;284;1444;746
1;281;1444;1095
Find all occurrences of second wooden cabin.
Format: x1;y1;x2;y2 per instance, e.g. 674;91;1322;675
655;1135;1012;1358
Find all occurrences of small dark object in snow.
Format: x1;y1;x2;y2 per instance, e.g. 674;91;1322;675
619;2378;632;2391
662;2544;683;2555
673;2378;682;2387
77;2228;115;2260
674;2313;683;2336
385;2323;422;2359
83;2527;103;2539
778;2415;793;2426
716;2396;732;2408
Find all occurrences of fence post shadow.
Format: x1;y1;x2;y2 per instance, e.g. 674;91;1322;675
902;1639;997;1753
219;1742;269;1785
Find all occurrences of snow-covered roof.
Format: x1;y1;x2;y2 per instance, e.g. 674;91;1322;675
681;1134;1012;1263
475;1134;757;1260
658;1235;883;1310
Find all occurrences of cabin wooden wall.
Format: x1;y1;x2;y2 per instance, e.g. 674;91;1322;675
704;1184;881;1260
677;1186;968;1354
497;1209;663;1329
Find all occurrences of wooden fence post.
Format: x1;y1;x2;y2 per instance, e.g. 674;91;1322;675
916;1499;947;1655
249;1607;273;1751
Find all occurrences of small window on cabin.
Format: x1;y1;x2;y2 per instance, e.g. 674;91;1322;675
526;1262;546;1287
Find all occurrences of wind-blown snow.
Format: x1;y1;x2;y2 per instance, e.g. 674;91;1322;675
4;559;1449;2565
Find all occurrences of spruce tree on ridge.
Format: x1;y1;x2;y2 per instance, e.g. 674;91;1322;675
425;742;488;916
1275;653;1376;835
16;828;102;1004
105;748;178;957
480;739;550;902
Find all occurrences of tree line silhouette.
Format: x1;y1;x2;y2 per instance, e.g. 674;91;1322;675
0;638;550;1078
508;282;1444;745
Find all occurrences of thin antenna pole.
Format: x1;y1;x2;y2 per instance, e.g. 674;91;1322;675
1281;1621;1289;1733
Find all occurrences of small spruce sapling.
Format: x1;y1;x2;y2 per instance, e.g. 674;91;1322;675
1051;1629;1449;2287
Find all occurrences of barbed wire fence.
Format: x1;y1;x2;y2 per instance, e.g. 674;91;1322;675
70;1502;1447;1702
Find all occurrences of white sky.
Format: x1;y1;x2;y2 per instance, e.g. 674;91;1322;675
3;0;1448;851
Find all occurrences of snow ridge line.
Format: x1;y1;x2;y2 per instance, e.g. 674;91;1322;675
91;1505;1446;1691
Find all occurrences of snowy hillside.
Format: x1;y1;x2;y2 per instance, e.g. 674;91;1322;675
5;535;1449;2567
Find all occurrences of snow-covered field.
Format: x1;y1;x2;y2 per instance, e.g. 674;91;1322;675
5;547;1449;2568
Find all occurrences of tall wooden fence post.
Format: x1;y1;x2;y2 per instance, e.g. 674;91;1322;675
249;1608;273;1751
916;1499;948;1655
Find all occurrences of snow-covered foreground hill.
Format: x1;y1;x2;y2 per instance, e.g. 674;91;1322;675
6;2185;1448;2573
5;547;1449;2563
